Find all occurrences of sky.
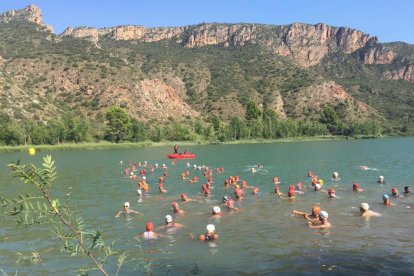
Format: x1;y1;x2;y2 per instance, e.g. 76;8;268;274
1;0;413;44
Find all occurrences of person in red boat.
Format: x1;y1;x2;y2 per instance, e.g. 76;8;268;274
173;145;179;154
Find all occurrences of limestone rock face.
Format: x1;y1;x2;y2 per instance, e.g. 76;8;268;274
362;46;395;64
288;81;382;122
132;79;199;121
61;27;101;43
383;64;414;82
0;4;53;32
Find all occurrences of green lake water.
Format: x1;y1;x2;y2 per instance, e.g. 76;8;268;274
1;137;414;274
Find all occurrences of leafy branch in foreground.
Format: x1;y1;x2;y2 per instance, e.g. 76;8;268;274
3;155;118;275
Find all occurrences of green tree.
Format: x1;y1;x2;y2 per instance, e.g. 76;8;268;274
319;106;342;135
105;106;132;143
245;100;262;123
131;119;147;142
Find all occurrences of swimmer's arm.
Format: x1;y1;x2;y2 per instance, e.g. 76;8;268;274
292;210;307;216
130;210;143;215
115;211;122;218
307;222;324;229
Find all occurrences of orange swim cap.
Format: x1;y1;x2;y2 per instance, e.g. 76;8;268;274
312;206;321;213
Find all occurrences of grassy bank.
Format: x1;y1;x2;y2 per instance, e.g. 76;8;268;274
0;135;383;153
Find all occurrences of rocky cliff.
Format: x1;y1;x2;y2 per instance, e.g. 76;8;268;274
0;4;53;32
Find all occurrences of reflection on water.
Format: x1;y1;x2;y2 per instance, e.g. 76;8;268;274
1;138;414;274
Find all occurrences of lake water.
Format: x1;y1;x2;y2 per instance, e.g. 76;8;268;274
1;138;414;275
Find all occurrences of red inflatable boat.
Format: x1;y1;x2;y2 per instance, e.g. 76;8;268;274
167;153;196;159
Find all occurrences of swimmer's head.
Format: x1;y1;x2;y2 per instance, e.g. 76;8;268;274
181;193;187;200
142;176;146;180
312;206;321;215
319;211;328;220
405;186;411;193
353;183;360;190
333;172;339;178
137;189;143;196
206;224;215;233
123;202;130;208
391;187;398;195
382;194;389;201
146;221;153;231
360;203;369;211
165;215;173;223
328;188;335;195
172;202;179;209
223;195;230;203
212;206;221;214
275;185;280;192
314;184;322;191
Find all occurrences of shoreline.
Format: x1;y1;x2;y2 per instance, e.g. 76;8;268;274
0;135;388;153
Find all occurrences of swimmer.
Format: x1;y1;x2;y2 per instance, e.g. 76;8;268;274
404;186;411;195
159;183;168;193
115;202;142;217
136;221;162;240
328;188;336;198
252;186;260;195
292;205;320;222
222;195;231;204
382;194;395;206
274;185;285;197
157;215;184;231
297;182;303;190
198;224;218;241
210;206;223;218
359;165;369;170
251;168;257;173
181;193;191;202
332;172;340;180
235;187;244;200
307;210;331;229
377;176;385;184
391;187;399;198
359;203;381;217
172;202;185;214
273;177;281;184
353;183;363;192
226;198;238;211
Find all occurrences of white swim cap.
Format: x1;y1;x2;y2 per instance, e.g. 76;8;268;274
130;172;134;175
319;211;328;219
360;203;369;210
124;202;130;207
142;176;146;180
213;206;221;214
144;161;147;164
206;224;215;232
379;176;384;180
315;184;322;190
165;215;173;223
333;172;338;177
137;189;142;195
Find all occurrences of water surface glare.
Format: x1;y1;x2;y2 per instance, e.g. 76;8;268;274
1;138;414;274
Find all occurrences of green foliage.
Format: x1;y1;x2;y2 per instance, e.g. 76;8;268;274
319;106;343;134
105;106;133;143
245;100;262;122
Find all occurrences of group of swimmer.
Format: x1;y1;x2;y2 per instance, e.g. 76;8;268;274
117;154;412;240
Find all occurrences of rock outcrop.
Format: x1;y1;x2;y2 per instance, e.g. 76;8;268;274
0;4;53;32
383;64;414;82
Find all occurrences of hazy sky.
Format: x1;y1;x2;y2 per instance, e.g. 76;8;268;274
1;0;413;44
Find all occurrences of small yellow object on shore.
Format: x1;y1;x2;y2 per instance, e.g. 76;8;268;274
28;147;36;156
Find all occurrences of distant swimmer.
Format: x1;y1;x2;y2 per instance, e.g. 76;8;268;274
404;186;411;196
210;206;223;218
292;205;320;222
251;168;257;173
382;194;395;206
172;202;185;214
226;198;238;211
307;210;331;229
359;165;369;170
198;224;219;241
377;176;385;184
157;215;184;232
159;183;168;194
353;183;363;192
332;172;340;181
115;202;142;217
391;187;399;198
273;177;281;184
137;221;162;240
359;203;381;217
252;186;260;195
328;188;337;198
